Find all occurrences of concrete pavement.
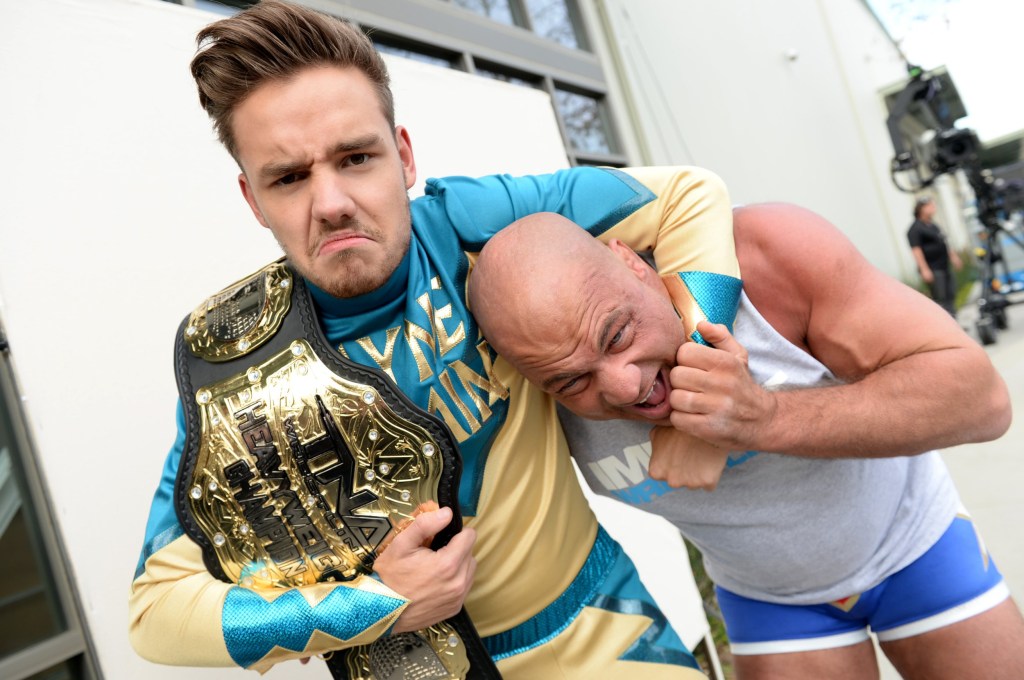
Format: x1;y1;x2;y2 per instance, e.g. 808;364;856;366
945;293;1024;601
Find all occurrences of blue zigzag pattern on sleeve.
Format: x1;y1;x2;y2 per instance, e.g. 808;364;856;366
223;586;404;668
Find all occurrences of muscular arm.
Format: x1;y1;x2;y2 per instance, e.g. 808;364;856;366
670;203;1011;458
439;165;740;339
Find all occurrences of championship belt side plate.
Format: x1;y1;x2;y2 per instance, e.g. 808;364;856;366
183;261;292;363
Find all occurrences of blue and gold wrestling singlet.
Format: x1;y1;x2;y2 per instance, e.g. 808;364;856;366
129;166;742;678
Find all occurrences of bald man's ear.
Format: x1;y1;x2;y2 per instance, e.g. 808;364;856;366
607;238;658;282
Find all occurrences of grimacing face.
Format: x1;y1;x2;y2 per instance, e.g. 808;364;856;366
509;241;687;423
235;66;416;298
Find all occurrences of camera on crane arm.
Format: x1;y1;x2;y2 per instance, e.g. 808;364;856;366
886;63;980;187
885;63;1024;345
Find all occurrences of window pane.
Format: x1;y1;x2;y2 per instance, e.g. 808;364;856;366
451;0;518;26
575;159;624;168
523;0;586;49
0;429;68;659
554;88;615;155
475;64;542;89
193;0;253;13
25;655;84;680
374;41;460;70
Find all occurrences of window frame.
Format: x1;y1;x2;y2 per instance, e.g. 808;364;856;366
0;328;100;680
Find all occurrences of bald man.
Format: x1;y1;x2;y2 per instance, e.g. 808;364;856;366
469;208;1024;680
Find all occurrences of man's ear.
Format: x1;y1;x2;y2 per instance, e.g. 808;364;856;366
607;238;660;285
395;125;417;190
238;172;270;229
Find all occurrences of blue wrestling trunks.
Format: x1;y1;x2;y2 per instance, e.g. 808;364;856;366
717;514;1010;655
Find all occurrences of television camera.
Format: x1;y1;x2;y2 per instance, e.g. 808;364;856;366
886;64;1024;344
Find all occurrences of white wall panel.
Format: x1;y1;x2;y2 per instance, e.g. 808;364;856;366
596;0;916;278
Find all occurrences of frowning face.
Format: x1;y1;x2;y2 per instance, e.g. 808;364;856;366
234;65;417;298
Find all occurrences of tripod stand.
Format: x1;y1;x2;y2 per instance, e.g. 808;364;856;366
964;167;1024;345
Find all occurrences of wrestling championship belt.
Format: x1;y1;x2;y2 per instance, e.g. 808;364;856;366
173;260;501;680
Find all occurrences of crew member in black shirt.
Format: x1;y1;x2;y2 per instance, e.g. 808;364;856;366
907;196;962;317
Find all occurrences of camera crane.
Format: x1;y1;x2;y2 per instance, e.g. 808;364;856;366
885;64;1024;344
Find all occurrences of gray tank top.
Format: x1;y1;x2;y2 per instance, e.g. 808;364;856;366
562;291;960;604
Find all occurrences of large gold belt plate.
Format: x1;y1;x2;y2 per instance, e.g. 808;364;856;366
185;339;446;588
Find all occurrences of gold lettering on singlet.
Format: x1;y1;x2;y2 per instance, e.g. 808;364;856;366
429;345;509;437
342;280;507;442
439;370;481;432
416;292;466;357
427;387;471;442
356;327;400;382
446;362;503;425
404;320;436;381
471;340;509;406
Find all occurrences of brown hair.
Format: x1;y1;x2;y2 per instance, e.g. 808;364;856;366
190;0;394;160
914;196;933;219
